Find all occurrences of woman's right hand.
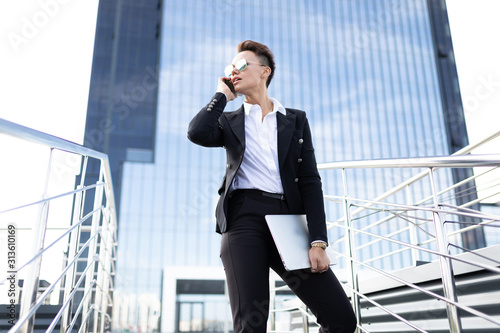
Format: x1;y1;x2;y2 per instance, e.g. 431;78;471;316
216;77;238;102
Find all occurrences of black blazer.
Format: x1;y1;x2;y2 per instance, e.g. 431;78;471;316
187;92;327;243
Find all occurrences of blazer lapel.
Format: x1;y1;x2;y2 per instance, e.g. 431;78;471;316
226;105;245;146
277;110;296;168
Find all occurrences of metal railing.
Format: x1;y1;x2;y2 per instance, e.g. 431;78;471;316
0;119;118;333
269;130;500;333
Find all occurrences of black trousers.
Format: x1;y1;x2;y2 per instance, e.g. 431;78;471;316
220;190;357;333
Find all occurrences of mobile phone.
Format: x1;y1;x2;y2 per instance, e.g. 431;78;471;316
223;78;236;94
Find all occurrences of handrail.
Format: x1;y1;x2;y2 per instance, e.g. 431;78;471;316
345;285;429;333
334;248;500;327
0;183;103;215
270;130;500;332
0;118;117;216
453;128;500;154
7;237;98;332
45;256;98;332
318;128;500;171
330;160;498;331
318;153;500;170
65;280;97;333
0;118;118;333
0;206;103;286
0;118;108;160
336;221;500;275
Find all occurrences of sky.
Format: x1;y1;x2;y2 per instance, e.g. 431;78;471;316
0;0;99;143
0;0;498;146
0;0;499;301
446;0;500;149
0;0;100;304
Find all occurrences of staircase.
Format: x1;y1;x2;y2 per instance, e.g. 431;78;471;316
0;305;81;333
359;245;500;332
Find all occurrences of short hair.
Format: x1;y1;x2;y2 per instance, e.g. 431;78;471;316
237;40;275;87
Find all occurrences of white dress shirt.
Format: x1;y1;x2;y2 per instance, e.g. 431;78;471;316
229;97;327;247
231;98;286;194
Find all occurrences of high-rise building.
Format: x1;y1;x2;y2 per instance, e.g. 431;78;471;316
83;0;474;331
84;0;162;214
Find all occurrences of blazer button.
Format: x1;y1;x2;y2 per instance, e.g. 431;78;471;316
227;164;231;169
213;99;217;102
297;158;302;163
298;139;304;144
294;178;299;183
207;107;212;112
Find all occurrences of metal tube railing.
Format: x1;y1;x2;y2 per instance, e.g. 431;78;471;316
81;179;104;333
335;217;500;275
341;169;361;326
17;147;53;333
318;153;500;170
0;183;103;215
8;235;98;332
326;167;496;330
65;280;97;333
78;306;96;333
0;206;103;288
317;130;500;232
0;118;117;333
0;119;116;213
428;168;462;332
344;285;429;333
271;131;500;332
60;184;84;332
333;247;500;327
0;119;109;160
48;255;98;333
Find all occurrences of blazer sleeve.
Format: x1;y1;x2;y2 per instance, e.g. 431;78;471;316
187;92;227;147
298;116;328;244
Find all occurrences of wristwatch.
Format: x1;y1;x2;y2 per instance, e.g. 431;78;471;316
311;241;327;249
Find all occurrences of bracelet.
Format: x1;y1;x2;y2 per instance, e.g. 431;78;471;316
311;242;327;249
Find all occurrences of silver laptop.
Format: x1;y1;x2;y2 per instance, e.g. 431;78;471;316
265;214;337;271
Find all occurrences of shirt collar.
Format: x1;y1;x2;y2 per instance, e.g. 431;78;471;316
243;97;287;116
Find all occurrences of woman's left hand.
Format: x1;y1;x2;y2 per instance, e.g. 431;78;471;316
309;247;330;273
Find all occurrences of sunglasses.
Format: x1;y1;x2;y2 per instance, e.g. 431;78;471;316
224;59;266;77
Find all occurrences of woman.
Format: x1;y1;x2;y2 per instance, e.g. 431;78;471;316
188;40;357;333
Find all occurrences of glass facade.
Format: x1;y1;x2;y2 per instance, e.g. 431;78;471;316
84;0;470;332
84;0;162;212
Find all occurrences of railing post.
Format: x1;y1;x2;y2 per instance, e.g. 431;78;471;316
61;156;88;332
405;185;421;265
428;168;463;333
94;164;114;333
81;179;104;332
103;212;116;332
269;275;276;332
302;307;309;333
60;184;84;333
224;281;230;333
94;217;106;333
341;169;361;326
19;148;54;333
95;196;114;333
